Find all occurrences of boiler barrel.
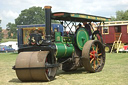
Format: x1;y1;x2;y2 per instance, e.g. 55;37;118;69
55;43;74;58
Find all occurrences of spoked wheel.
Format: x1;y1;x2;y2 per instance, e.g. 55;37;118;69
15;51;57;82
81;40;105;72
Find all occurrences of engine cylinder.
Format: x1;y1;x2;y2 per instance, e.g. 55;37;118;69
55;43;74;58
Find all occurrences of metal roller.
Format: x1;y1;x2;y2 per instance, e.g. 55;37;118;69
15;51;57;81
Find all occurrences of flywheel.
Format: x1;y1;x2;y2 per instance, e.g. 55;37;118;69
15;51;57;81
75;27;89;50
81;40;105;72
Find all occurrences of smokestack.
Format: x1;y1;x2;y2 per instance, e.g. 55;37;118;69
44;6;52;43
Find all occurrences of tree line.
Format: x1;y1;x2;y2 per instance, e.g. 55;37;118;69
0;6;58;42
7;7;49;39
0;7;128;42
111;10;128;21
0;20;3;42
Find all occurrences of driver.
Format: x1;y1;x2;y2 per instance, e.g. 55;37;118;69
83;22;92;39
29;29;43;45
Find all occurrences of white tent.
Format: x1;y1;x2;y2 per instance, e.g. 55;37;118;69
0;41;18;50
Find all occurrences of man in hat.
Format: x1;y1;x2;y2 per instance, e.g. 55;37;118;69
83;22;92;39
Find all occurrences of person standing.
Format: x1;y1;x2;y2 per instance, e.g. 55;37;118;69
83;22;92;39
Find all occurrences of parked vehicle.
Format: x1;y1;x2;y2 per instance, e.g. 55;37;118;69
100;21;128;53
0;41;18;50
0;45;15;52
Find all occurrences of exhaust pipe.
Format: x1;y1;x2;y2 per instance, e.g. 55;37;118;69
44;6;52;43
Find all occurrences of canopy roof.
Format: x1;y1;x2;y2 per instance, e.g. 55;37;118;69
52;12;111;22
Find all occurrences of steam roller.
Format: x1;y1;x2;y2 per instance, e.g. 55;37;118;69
15;51;57;81
12;6;108;82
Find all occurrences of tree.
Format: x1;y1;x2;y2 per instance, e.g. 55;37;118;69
0;20;3;42
15;6;58;25
6;23;17;39
15;6;45;25
122;10;128;20
111;10;128;21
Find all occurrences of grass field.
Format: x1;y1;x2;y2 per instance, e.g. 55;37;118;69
1;39;17;43
0;53;128;85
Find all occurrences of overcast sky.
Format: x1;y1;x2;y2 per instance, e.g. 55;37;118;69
0;0;128;29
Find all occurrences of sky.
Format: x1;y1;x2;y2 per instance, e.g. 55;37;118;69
0;0;128;29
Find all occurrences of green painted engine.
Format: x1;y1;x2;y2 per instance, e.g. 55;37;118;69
54;28;89;58
53;27;91;72
54;32;74;58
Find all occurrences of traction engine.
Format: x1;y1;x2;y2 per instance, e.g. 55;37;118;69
13;6;106;81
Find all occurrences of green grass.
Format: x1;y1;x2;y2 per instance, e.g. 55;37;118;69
1;39;17;43
0;53;128;85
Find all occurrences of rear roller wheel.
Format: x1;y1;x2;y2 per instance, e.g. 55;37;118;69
81;40;105;72
15;51;57;82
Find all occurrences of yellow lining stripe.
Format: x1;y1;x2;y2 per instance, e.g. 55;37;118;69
63;44;67;57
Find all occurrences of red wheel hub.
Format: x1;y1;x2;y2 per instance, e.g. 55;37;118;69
90;50;97;60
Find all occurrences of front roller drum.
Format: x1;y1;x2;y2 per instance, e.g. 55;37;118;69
81;40;105;72
15;51;57;81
